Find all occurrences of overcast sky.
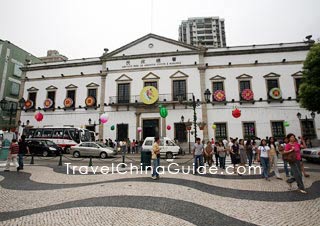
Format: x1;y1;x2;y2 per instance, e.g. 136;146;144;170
1;0;319;59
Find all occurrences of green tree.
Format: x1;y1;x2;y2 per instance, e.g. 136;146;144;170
299;43;320;113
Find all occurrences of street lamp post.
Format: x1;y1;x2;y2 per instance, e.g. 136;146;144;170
178;91;212;142
0;98;25;129
181;115;192;154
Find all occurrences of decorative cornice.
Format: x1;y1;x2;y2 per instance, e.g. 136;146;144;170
205;45;310;57
115;74;133;82
65;84;78;89
21;60;101;71
86;82;100;88
169;70;189;79
263;72;281;78
210;75;226;81
236;74;253;80
27;87;39;92
291;71;303;78
103;51;199;61
46;85;58;90
142;72;160;80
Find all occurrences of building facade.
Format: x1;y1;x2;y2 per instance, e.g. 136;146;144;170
0;39;41;129
19;34;319;145
179;17;226;48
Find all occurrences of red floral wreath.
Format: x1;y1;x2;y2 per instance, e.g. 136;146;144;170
85;96;96;107
241;89;254;101
43;98;53;108
64;98;73;108
24;100;33;109
213;90;226;102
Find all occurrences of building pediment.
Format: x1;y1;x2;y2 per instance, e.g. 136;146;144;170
142;72;160;80
170;70;189;79
263;72;281;78
103;33;200;58
46;85;58;90
116;74;133;82
291;71;303;78
210;75;226;80
236;74;253;80
65;84;78;89
27;87;39;92
86;82;100;88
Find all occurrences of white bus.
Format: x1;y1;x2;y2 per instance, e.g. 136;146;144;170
22;127;92;153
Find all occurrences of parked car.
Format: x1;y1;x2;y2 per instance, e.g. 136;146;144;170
301;147;320;162
142;137;181;159
27;139;62;157
71;142;117;159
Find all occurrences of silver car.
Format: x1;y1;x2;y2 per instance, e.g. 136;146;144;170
71;142;116;159
301;147;320;162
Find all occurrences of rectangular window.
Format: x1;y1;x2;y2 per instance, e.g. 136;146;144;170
215;123;228;140
301;120;316;139
118;83;130;103
271;121;285;139
243;122;256;139
239;80;251;93
13;64;22;77
173;80;186;101
144;81;158;89
239;80;251;100
34;129;43;138
43;129;53;138
67;90;76;107
28;92;37;109
212;81;224;92
10;82;20;96
212;81;224;101
267;79;279;98
47;91;55;108
53;129;63;138
88;88;97;106
295;78;302;96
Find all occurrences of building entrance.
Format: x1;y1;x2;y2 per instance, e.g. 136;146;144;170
143;119;159;139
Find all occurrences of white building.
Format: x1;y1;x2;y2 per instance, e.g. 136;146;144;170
179;17;226;48
18;34;319;146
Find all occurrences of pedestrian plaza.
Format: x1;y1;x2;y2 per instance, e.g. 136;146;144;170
0;154;319;226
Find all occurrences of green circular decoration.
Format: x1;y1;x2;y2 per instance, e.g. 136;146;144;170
111;125;115;130
269;87;282;99
159;106;168;118
283;121;290;127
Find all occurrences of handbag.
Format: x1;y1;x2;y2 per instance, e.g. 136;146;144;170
282;150;296;163
151;151;157;160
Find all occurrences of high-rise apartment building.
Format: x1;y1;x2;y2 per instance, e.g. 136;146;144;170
179;17;226;47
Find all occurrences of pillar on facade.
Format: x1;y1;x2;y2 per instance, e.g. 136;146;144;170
98;72;107;141
162;117;166;137
198;47;209;141
135;112;141;140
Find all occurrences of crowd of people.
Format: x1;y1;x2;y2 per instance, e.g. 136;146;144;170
104;138;144;154
192;133;310;194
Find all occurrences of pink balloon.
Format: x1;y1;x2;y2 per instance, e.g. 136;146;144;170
34;112;43;122
100;113;109;124
166;125;171;130
137;127;142;132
